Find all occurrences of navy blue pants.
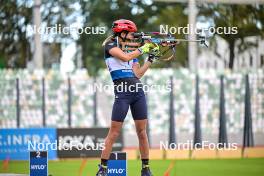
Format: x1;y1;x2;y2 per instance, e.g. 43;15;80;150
111;89;148;122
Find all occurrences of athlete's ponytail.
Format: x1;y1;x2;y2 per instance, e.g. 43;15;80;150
102;35;114;46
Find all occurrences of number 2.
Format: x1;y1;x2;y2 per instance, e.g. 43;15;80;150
36;151;40;158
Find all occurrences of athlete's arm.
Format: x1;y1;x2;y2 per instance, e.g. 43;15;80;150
109;42;158;62
133;60;151;79
109;47;141;62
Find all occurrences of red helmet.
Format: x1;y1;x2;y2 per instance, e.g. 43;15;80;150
112;19;137;33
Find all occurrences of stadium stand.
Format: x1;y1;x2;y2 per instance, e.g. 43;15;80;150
0;69;263;148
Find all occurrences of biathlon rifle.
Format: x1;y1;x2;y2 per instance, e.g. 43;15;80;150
121;32;208;61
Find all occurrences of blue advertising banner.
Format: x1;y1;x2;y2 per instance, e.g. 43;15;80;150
0;128;57;160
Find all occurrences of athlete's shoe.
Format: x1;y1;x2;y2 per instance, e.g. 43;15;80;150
141;166;153;176
96;164;108;176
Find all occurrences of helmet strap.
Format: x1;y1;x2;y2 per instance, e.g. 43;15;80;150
123;31;129;42
117;31;128;42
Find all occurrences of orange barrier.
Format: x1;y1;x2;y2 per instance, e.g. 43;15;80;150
217;148;242;159
191;149;217;159
149;149;164;160
243;147;264;158
165;149;190;160
122;149;138;160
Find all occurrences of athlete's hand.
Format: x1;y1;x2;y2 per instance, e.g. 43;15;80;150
138;42;159;54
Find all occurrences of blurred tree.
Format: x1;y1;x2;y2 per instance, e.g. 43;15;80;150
78;0;184;75
153;4;188;68
0;0;189;72
199;4;264;69
0;54;5;68
0;0;32;68
41;0;78;41
0;0;76;68
5;1;262;72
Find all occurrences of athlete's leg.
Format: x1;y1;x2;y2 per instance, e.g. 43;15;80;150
101;121;123;159
131;92;153;175
97;121;123;176
130;92;149;159
101;91;130;160
134;119;149;159
96;92;130;176
135;119;153;176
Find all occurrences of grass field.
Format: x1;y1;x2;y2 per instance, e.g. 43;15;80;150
1;158;264;176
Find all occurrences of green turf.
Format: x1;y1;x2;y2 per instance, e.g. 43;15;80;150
1;158;264;176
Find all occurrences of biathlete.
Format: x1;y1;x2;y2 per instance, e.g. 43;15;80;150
96;19;160;176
